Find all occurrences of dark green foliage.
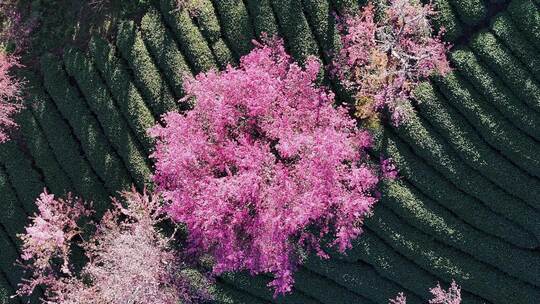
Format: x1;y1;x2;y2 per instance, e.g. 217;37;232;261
40;54;131;211
301;0;341;63
245;0;279;38
331;0;359;13
88;36;156;152
366;206;539;304
221;272;319;303
141;9;194;98
270;0;320;63
193;0;222;44
214;280;268;304
210;38;237;69
490;13;540;82
376;128;538;249
435;72;540;179
341;231;440;301
389;125;537;238
415;82;540;212
391;100;540;240
304;258;420;304
6;1;540;302
0;273;19;304
428;0;463;41
450;48;540;141
470;31;540;114
0;167;29;245
0;229;41;303
0;142;43;214
159;0;217;73
381;180;540;287
17;110;74;196
24;77;110;210
188;1;238;68
447;0;486;26
116;21;177;115
292;267;375;304
507;0;540;50
63;48;152;190
212;0;255;58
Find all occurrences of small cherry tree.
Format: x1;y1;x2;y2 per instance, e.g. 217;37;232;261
0;51;23;143
17;189;212;304
0;1;35;143
150;38;386;295
334;0;450;125
389;280;462;304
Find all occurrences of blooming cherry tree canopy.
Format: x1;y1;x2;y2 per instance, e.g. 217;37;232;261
151;39;382;295
334;0;450;125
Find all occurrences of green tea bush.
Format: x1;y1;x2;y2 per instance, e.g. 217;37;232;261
17;110;74;195
470;31;540;114
24;76;110;210
0;230;41;303
270;0;320;63
0;167;29;243
304;258;420;304
331;0;360;12
376;128;538;248
88;37;156;152
342;230;442;302
0;274;15;304
221;272;319;304
415;82;540;211
210;38;236;69
381;180;540;287
63;48;151;190
215;281;268;304
140;9;193;98
244;0;279;38
211;0;255;58
366;206;540;304
40;54;131;206
450;48;540;141
292;268;375;304
116;21;177;115
186;1;237;68
490;13;540;82
159;0;217;73
0;142;43;214
436;72;540;180
301;0;341;63
427;0;463;41
507;0;540;50
447;0;486;26
392;103;540;239
192;0;222;43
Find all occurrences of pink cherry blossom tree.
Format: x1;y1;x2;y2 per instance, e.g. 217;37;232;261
150;38;385;295
334;0;450;125
17;189;212;304
0;51;23;143
389;280;462;304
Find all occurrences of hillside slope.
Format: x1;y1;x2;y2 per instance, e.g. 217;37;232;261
1;0;539;303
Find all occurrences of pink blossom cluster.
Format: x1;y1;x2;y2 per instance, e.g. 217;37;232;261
17;189;212;304
150;38;383;295
0;51;23;143
334;0;450;125
0;2;36;55
17;191;92;298
389;280;462;304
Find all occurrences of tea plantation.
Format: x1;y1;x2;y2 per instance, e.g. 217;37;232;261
1;0;539;303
